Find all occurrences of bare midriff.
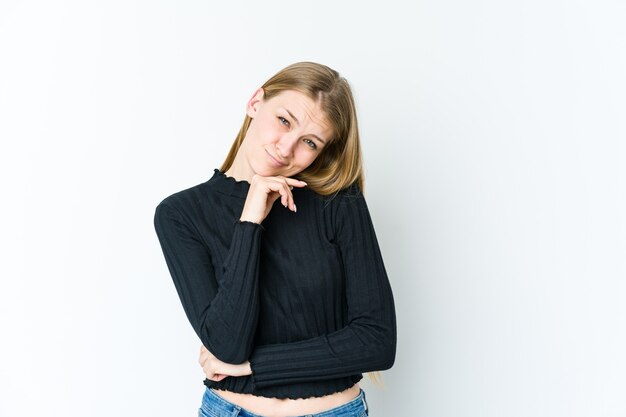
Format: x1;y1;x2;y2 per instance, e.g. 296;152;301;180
211;383;361;417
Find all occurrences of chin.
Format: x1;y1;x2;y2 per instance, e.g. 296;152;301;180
250;164;282;178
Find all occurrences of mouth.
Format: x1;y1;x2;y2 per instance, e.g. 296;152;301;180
265;149;288;167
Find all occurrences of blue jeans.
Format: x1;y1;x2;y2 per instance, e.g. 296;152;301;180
197;386;370;417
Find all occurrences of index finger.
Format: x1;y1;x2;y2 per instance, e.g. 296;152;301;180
275;176;307;187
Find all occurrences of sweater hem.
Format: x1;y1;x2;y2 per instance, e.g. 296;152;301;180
202;374;363;400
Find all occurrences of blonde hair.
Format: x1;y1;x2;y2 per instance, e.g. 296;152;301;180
220;61;364;196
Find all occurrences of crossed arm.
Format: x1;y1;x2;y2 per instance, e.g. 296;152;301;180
156;193;396;388
188;186;396;387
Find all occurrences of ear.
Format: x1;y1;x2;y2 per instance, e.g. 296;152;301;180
246;87;265;118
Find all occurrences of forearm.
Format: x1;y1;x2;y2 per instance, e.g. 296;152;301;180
196;220;264;363
248;310;396;388
155;202;264;364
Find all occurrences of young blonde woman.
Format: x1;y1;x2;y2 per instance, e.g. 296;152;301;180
154;62;396;417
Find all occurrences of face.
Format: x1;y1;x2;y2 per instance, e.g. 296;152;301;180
239;88;333;178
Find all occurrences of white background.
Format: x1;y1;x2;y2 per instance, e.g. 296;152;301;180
1;1;625;416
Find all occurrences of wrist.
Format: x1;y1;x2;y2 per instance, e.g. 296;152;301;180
239;217;261;224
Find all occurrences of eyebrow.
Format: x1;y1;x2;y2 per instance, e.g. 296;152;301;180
285;108;327;145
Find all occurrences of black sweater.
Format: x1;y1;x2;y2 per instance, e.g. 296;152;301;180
153;168;396;399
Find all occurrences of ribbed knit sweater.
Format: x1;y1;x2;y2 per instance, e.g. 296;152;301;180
153;168;396;399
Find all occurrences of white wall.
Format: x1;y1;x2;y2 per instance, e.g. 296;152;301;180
1;1;624;416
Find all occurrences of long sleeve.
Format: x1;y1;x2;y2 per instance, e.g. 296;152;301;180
154;200;264;364
248;185;397;388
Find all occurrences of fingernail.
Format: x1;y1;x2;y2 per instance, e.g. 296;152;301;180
289;186;293;190
294;204;297;212
300;181;307;185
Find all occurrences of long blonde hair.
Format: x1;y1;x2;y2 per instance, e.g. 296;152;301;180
220;61;364;196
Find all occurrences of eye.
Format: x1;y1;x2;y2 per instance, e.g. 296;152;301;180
303;138;317;150
278;116;290;127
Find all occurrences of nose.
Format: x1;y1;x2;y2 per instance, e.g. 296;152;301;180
276;132;299;159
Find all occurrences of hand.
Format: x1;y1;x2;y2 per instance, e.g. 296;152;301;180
240;174;308;224
199;345;252;382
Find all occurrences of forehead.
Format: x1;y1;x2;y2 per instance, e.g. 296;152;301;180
267;90;333;136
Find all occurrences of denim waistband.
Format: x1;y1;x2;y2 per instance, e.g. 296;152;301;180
199;386;368;417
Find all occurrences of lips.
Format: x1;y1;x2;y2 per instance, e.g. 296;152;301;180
266;149;287;167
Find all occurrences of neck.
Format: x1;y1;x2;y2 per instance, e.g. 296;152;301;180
224;154;254;184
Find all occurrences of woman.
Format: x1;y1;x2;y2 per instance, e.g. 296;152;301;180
154;62;396;417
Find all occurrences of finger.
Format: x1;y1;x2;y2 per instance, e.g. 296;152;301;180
264;185;285;208
264;179;294;210
280;182;295;212
203;364;215;379
265;175;305;186
270;177;297;212
279;177;308;187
